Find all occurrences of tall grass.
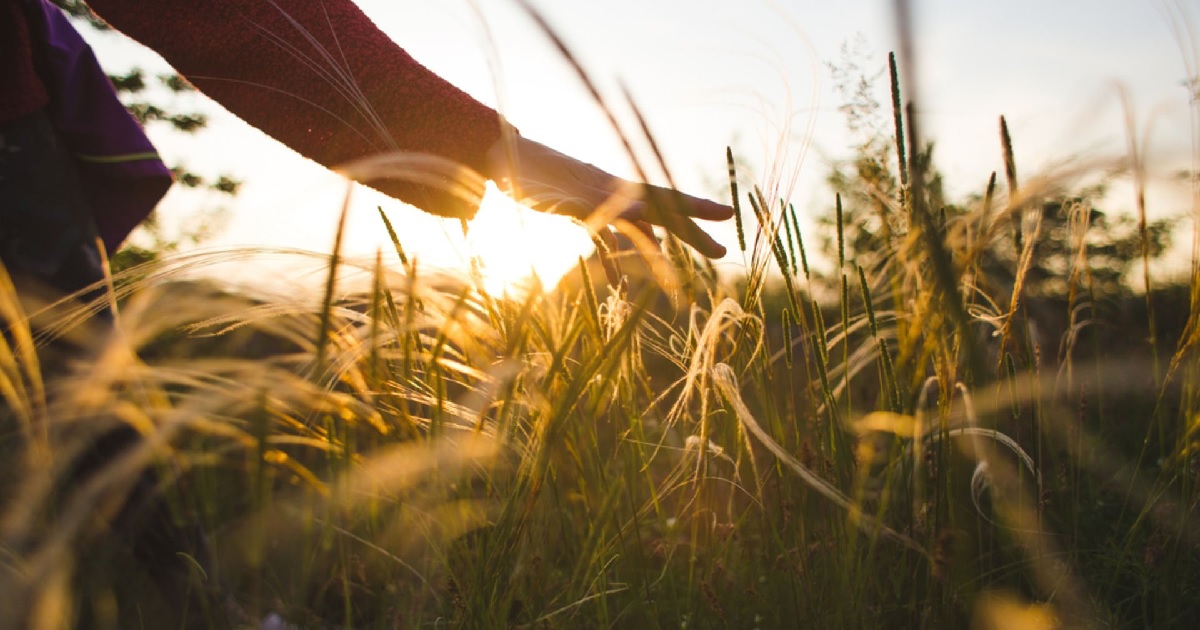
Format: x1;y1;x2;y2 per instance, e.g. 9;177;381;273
1;2;1199;628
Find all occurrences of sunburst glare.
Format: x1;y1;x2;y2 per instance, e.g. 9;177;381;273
465;182;596;296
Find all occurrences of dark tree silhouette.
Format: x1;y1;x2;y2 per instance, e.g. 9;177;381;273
820;47;1175;300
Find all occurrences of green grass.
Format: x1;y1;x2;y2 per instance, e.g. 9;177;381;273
3;7;1200;628
2;162;1196;628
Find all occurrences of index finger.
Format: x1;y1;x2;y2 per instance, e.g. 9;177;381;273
643;183;733;222
640;188;731;256
680;193;735;222
672;217;728;259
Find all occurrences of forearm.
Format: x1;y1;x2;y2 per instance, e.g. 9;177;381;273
87;0;505;218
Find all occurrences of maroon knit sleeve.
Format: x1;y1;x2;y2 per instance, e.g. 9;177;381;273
86;0;505;220
0;1;50;124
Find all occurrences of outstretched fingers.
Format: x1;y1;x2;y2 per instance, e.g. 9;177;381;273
486;136;732;259
638;186;731;258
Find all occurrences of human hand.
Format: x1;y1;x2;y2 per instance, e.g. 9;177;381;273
483;134;733;259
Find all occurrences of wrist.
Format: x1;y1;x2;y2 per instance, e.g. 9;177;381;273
483;122;522;183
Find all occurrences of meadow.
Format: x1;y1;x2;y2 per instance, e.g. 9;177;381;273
2;4;1200;629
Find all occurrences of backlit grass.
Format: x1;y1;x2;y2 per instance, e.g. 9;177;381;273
1;2;1199;628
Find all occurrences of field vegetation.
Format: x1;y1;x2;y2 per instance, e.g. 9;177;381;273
1;2;1199;628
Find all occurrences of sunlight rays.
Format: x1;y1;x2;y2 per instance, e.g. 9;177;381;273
464;182;596;296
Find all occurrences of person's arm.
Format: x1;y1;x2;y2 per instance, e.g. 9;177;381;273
86;0;500;221
86;0;731;257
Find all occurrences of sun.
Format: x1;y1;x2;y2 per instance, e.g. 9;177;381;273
464;182;597;297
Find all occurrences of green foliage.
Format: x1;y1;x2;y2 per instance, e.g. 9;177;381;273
820;48;1175;300
972;189;1176;298
6;155;1196;626
49;0;107;29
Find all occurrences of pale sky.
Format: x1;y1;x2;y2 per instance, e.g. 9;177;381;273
79;0;1198;289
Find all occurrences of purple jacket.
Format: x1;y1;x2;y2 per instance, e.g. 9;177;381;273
26;0;172;252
